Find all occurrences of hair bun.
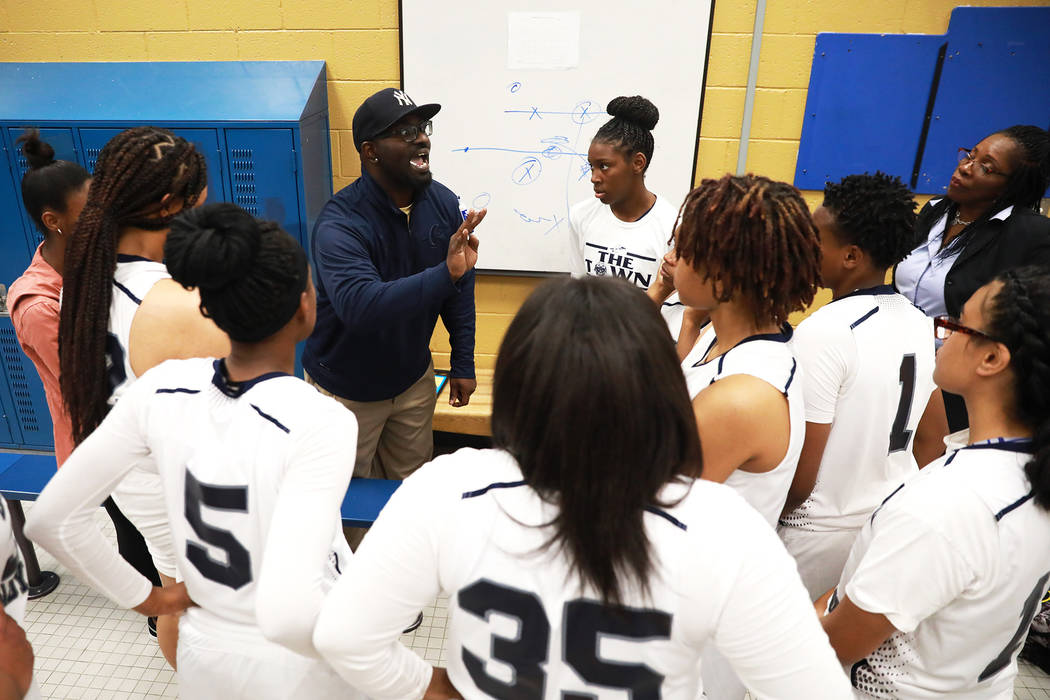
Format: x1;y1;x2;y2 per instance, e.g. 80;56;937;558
606;96;659;131
16;129;56;170
165;203;262;292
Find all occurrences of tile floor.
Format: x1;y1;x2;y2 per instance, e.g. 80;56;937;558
18;505;1050;699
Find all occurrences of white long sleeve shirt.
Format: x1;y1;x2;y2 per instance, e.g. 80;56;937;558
26;357;356;659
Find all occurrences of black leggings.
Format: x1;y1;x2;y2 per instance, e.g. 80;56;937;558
102;497;161;587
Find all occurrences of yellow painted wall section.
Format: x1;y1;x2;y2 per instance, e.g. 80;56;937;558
1;0;1041;369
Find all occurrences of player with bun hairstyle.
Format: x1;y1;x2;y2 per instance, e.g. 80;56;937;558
777;173;936;600
7;129;91;466
28;203;364;699
821;266;1050;697
56;126;228;662
313;276;849;700
567;96;677;290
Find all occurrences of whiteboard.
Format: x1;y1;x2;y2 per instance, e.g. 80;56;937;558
402;0;713;273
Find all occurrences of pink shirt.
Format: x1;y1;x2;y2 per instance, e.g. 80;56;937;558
8;246;73;466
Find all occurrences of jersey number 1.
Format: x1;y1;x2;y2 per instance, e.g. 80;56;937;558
184;469;252;590
888;355;916;453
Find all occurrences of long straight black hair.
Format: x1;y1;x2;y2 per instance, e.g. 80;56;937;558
490;276;702;606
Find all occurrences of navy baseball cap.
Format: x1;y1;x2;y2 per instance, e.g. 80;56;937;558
352;88;441;152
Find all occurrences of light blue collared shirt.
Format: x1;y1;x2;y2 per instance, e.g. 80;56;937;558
894;201;1014;320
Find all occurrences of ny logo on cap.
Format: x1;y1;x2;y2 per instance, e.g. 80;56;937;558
393;90;414;107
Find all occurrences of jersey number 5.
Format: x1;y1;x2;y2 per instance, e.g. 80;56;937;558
184;469;252;590
459;579;672;699
888;354;916;453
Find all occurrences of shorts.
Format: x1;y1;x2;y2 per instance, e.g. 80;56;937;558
777;525;860;602
177;613;365;700
112;466;178;579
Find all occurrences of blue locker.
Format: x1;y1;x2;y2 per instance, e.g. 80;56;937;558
78;128;225;204
0;316;54;449
0;162;26;292
0;61;332;453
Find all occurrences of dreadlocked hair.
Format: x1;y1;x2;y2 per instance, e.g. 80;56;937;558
59;126;207;445
165;203;308;344
823;172;919;269
675;174;822;326
593;96;659;171
944;125;1050;257
984;266;1050;510
16;129;91;236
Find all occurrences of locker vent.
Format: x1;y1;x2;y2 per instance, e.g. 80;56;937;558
230;148;259;215
86;147;103;172
0;326;40;434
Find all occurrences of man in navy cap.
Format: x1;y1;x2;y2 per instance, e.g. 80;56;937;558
304;88;485;539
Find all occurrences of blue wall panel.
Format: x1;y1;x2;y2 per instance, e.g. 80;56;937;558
916;6;1050;195
795;34;943;191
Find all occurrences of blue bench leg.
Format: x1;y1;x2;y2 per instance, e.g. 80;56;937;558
5;498;60;599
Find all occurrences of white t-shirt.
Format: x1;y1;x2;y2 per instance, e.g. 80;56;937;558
780;286;936;532
832;440;1050;698
682;324;805;527
314;448;850;700
26;357;357;661
567;195;676;290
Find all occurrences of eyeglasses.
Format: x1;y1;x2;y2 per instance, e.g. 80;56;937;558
957;148;1010;178
379;119;433;143
933;315;1000;342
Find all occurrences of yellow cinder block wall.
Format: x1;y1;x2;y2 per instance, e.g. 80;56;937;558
1;0;1041;370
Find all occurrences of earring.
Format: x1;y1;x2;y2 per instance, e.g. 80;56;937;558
373;157;379;163
55;227;63;236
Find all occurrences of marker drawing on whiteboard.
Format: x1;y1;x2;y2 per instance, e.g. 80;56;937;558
513;208;566;236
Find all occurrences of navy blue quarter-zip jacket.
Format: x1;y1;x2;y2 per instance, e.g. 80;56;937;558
303;170;476;402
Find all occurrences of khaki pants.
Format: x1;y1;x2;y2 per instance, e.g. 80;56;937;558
306;361;437;548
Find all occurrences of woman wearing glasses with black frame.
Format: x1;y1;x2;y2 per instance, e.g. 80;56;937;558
819;266;1050;698
895;125;1050;438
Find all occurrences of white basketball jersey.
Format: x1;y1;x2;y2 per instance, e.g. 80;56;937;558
131;359;354;630
107;254;170;405
833;440;1050;698
781;286;936;532
660;291;686;342
316;448;851;699
682;324;805;527
0;500;40;700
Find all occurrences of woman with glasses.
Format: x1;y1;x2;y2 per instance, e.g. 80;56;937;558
894;125;1050;434
820;266;1050;698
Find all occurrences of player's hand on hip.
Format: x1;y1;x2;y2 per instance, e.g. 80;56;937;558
134;582;196;617
446;208;486;282
448;377;477;407
423;667;463;699
0;608;34;699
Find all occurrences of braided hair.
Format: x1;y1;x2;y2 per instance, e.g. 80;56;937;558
165;203;309;343
675;174;822;326
944;125;1050;256
16;129;91;236
592;96;659;171
984;266;1050;509
59;126;207;444
823;172;920;269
